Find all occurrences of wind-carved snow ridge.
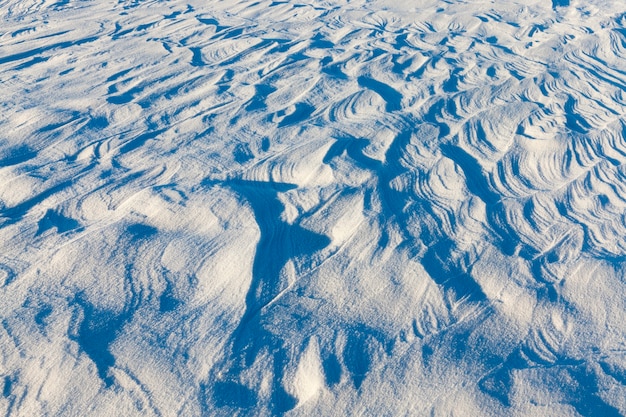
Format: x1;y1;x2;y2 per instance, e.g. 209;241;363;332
1;0;626;415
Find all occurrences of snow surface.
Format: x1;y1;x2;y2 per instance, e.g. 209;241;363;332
1;0;626;415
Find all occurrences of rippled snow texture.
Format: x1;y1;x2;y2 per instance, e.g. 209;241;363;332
1;0;626;415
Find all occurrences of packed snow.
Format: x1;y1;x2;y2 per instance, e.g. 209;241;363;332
1;0;626;415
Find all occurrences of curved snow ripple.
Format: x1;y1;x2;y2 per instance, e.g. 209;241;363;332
2;0;626;415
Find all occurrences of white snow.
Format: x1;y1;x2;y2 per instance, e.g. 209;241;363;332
1;0;626;415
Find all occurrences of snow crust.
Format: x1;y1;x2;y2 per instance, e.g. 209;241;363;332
1;0;626;415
